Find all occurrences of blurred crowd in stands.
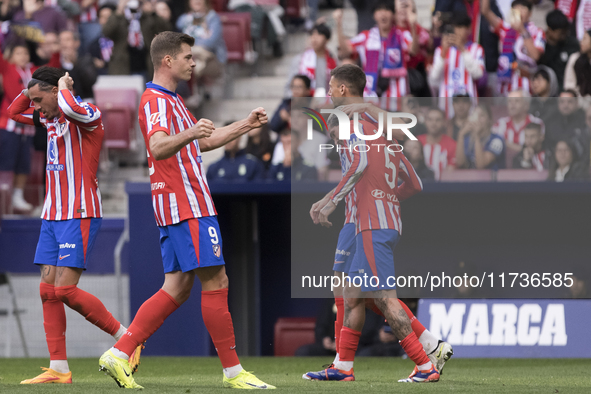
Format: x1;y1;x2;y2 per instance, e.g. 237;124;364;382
2;0;591;213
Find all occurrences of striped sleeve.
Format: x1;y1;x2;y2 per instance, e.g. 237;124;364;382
397;154;423;201
142;97;173;139
58;90;102;128
331;135;368;205
7;90;40;126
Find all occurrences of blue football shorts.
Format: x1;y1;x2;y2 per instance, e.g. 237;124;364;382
33;218;102;269
349;229;400;292
159;216;225;273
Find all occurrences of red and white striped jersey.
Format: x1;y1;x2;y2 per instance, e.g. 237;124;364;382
331;119;423;235
417;134;457;180
492;114;545;146
139;82;217;227
495;21;545;95
337;142;356;225
433;43;484;99
336;115;377;225
8;89;104;220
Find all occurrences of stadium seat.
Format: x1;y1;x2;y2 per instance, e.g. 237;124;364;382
273;317;316;356
219;12;253;63
211;0;228;12
496;169;549;182
440;170;494;182
284;0;307;19
93;88;138;150
0;171;14;216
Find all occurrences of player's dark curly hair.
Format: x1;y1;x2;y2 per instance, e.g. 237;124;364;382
28;66;65;92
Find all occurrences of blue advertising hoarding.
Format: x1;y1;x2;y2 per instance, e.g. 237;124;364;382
417;299;591;358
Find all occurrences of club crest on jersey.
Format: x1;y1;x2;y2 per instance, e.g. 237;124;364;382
149;112;165;125
212;244;221;258
387;48;401;65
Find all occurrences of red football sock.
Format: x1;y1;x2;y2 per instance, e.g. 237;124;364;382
114;289;180;355
40;283;67;360
400;332;431;369
339;326;361;362
54;285;120;336
398;300;426;338
364;298;385;317
334;297;344;354
201;288;240;368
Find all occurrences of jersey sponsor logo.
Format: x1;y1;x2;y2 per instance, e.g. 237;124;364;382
335;249;351;256
46;164;65;171
58;254;70;260
371;189;385;198
59;243;76;249
212;244;221;258
151;182;165;190
148;163;155;176
386;193;399;203
48;138;58;163
149;112;165;125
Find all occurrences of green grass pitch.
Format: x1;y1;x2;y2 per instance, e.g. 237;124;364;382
1;357;589;393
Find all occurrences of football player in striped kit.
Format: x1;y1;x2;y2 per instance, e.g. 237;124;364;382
304;65;452;383
8;67;140;384
99;31;274;390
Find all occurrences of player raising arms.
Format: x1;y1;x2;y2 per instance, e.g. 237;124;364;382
304;65;451;383
8;67;139;384
98;31;274;390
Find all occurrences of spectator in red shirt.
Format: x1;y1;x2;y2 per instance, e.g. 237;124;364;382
0;43;38;211
418;107;457;180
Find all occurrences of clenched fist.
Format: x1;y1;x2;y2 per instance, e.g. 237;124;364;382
247;107;268;129
192;118;215;139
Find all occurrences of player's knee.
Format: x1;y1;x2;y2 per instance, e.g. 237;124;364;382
54;285;76;304
178;286;193;304
343;296;363;311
